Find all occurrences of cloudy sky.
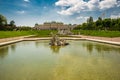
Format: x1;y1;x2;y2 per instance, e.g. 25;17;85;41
0;0;120;27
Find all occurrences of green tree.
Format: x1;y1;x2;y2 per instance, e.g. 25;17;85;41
7;20;16;30
0;14;7;30
98;17;102;21
96;17;103;30
102;18;111;30
87;16;93;23
35;23;39;27
10;20;15;27
86;16;94;30
79;17;120;31
17;26;32;31
81;23;87;30
74;24;81;30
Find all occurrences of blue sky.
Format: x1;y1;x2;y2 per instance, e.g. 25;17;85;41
0;0;120;27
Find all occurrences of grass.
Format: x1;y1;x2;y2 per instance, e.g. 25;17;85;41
0;30;120;38
72;30;120;37
0;30;57;38
0;31;31;38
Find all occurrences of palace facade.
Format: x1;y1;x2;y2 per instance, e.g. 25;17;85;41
33;21;76;30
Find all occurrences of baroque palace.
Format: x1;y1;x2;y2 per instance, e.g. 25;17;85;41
33;21;77;30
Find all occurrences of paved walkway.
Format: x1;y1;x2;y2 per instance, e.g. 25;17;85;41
0;35;120;46
0;35;35;43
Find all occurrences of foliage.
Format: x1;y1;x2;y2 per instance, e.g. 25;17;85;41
0;14;7;30
0;14;17;31
73;24;82;30
74;16;120;31
16;26;32;31
10;20;15;27
35;23;39;27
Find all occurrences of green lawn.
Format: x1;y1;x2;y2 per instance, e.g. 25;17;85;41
0;30;57;38
0;31;31;38
72;30;120;37
0;30;120;38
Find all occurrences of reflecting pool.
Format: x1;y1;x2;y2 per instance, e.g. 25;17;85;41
0;40;120;80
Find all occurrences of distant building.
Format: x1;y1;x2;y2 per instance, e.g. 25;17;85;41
33;21;77;30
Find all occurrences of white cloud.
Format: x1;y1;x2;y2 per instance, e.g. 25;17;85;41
87;0;99;10
117;0;120;7
17;10;25;14
55;0;119;15
56;0;87;15
24;0;30;2
110;13;120;19
99;0;117;9
55;0;80;6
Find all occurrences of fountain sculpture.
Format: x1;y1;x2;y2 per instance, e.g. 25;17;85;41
49;34;69;46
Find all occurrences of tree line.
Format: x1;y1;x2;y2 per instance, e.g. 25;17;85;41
0;14;32;31
74;16;120;31
0;14;16;30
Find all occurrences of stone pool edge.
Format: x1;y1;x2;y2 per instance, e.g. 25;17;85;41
0;37;120;46
84;38;120;46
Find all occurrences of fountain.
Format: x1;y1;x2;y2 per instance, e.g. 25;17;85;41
49;34;69;46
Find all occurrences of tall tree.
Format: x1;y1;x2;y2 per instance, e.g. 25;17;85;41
8;20;16;30
102;18;111;30
98;17;102;21
87;16;93;23
35;23;39;27
0;14;7;30
86;16;94;30
10;20;15;27
96;17;103;30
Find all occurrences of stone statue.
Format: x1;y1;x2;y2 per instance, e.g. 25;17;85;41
49;34;69;46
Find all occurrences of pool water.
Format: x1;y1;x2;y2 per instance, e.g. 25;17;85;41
0;40;120;80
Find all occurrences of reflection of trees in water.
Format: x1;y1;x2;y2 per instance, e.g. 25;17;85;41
35;40;48;48
0;44;17;59
0;46;9;58
10;44;16;52
35;41;41;48
82;42;94;54
23;41;31;45
50;46;61;54
95;44;120;53
82;42;120;55
85;43;93;54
